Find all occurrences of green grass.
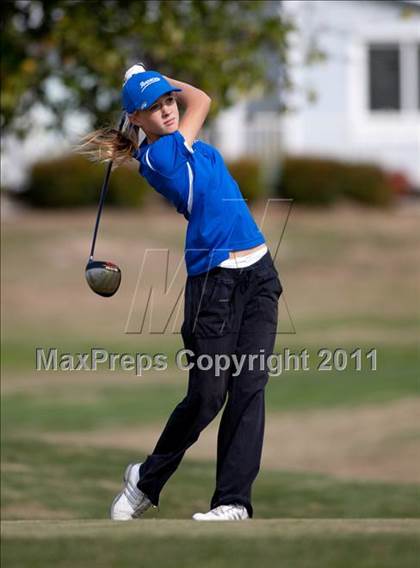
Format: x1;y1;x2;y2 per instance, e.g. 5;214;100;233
2;383;188;433
297;314;420;331
2;439;420;521
2;208;419;566
265;344;419;411
1;336;184;373
2;344;418;440
2;522;420;568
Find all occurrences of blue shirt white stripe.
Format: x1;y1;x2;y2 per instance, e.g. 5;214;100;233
136;130;265;276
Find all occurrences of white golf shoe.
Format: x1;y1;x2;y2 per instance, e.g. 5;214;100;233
110;463;154;520
192;504;249;521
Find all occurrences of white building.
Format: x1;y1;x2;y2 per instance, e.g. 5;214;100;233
214;0;420;187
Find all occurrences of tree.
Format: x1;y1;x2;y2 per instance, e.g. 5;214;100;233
1;0;293;136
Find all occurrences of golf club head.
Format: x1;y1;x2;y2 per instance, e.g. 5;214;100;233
85;260;121;297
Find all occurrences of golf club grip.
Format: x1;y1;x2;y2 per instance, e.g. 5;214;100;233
88;113;126;260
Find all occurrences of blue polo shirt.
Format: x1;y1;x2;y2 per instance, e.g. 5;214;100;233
135;130;266;276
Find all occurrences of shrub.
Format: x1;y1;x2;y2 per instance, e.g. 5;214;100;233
277;155;395;207
278;156;343;206
340;163;394;207
227;157;266;202
21;154;148;208
385;171;414;197
107;163;148;207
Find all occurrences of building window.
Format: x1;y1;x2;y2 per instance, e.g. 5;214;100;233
368;43;420;113
418;44;420;110
369;44;400;110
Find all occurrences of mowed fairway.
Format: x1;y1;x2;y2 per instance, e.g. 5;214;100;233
2;201;420;566
2;519;420;568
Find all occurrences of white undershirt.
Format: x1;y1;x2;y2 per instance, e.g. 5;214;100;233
217;244;268;269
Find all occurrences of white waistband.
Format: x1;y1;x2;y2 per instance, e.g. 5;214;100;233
217;244;268;269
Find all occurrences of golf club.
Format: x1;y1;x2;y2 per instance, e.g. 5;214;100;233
85;113;125;297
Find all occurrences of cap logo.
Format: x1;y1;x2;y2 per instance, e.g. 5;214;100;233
139;77;161;92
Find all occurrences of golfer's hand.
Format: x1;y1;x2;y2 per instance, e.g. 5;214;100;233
123;62;147;84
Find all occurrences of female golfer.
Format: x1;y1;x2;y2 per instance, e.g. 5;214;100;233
84;65;282;521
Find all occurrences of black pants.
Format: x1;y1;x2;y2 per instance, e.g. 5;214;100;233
137;250;282;518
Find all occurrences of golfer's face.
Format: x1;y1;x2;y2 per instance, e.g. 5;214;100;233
130;93;179;137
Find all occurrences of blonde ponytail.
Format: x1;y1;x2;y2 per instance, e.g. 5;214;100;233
77;118;140;169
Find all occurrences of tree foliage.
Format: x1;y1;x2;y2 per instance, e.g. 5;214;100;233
1;0;293;136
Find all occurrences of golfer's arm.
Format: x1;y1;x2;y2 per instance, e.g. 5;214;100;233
164;76;211;147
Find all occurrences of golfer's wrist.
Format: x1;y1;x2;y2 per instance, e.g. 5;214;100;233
163;75;211;108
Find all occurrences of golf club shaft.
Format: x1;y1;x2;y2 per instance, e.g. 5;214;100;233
88;113;126;261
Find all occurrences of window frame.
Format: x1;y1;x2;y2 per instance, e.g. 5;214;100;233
367;40;420;114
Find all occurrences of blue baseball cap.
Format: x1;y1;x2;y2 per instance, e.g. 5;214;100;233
122;70;181;113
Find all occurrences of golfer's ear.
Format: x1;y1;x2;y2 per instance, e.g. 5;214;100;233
127;111;141;127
